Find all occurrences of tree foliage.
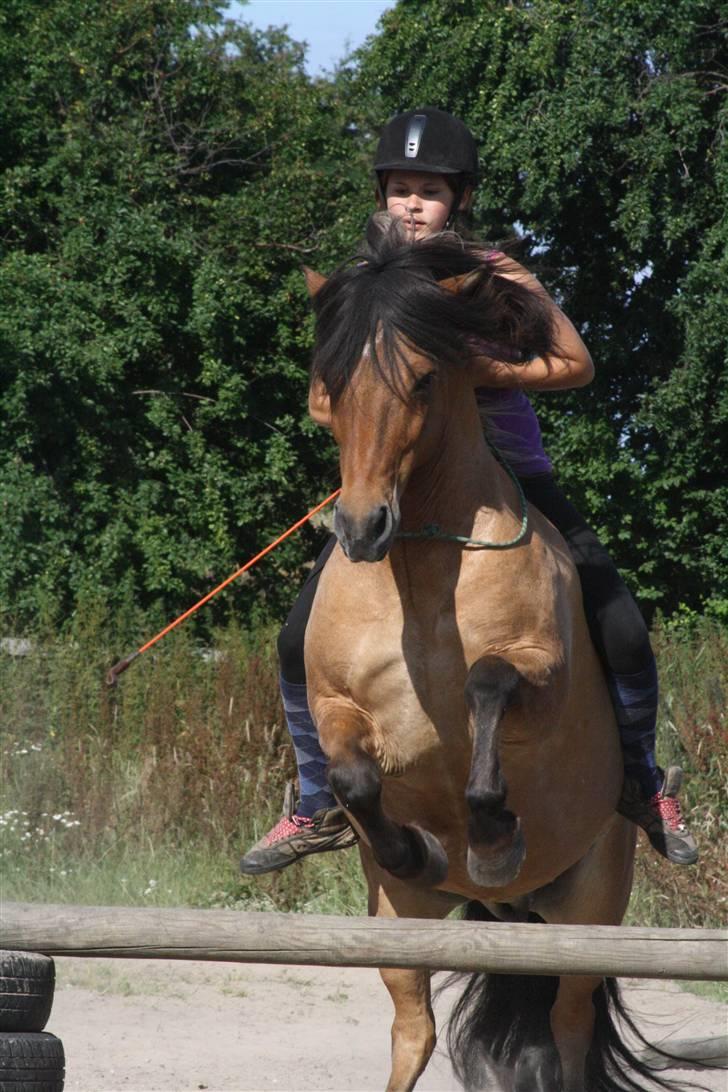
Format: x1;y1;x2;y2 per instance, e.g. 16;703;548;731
1;0;726;626
0;0;370;623
348;0;728;617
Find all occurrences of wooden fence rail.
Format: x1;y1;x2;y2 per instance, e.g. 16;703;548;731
1;902;726;981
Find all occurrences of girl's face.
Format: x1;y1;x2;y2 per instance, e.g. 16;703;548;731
383;170;461;239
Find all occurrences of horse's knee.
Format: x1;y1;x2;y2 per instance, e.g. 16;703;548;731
329;753;446;884
328;751;381;812
464;655;521;709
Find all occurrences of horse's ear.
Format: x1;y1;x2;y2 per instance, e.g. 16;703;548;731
303;266;327;297
438;269;485;296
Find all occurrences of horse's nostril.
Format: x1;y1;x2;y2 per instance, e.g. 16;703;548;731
373;506;389;540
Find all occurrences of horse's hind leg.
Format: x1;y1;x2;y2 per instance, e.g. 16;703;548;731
380;966;436;1092
532;813;636;1091
363;846;462;1092
549;975;600;1092
317;704;448;884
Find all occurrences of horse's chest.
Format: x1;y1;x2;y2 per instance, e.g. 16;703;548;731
308;564;472;772
362;609;467;721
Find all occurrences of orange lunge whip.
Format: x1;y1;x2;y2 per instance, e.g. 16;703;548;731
106;488;341;687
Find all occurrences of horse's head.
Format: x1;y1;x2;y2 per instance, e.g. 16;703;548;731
306;223;553;563
307;274;457;561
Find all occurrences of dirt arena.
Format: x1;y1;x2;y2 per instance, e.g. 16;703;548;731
47;956;727;1091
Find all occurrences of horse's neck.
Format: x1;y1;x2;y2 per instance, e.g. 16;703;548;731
400;389;511;534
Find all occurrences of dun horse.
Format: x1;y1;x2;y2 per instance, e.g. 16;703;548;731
303;227;674;1092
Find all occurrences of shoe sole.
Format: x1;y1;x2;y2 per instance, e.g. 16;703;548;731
240;834;359;876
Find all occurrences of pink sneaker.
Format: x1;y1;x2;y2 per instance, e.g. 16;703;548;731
618;766;698;865
239;783;358;876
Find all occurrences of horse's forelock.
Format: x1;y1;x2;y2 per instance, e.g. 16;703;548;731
310;227;555;407
312;242;471;406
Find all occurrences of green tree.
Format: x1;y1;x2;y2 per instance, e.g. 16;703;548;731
0;0;368;623
348;0;728;617
2;0;726;627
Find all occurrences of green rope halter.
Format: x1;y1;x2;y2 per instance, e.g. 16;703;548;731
395;443;529;550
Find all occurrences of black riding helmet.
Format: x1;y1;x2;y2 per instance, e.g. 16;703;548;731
374;107;479;226
374;106;479;178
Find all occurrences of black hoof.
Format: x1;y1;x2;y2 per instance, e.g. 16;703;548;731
386;825;448;886
467;820;526;888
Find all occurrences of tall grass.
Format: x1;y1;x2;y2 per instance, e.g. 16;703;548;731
1;602;725;926
626;617;727;929
0;598;366;914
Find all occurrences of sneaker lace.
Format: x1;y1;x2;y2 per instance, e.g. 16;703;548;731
263;813;314;846
650;792;686;832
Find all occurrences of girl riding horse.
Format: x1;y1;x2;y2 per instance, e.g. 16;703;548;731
261;218;700;1092
240;106;696;876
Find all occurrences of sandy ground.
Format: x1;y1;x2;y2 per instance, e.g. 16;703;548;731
45;956;727;1092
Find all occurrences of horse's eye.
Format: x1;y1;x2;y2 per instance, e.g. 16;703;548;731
413;371;436;399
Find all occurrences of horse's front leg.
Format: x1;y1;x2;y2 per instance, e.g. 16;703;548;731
363;846;462;1092
464;655;527;887
315;701;448;885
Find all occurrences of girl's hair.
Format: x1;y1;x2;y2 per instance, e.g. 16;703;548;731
310;215;557;406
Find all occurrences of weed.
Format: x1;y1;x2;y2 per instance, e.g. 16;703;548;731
1;607;725;927
626;617;727;929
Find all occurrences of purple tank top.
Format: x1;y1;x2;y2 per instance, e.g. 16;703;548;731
475;387;553;477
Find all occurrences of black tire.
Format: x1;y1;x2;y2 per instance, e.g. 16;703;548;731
0;954;54;1033
0;1032;65;1091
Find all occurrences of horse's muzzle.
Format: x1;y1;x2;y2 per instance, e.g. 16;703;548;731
334;501;399;562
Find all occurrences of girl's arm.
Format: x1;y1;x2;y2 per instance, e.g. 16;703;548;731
471;255;594;391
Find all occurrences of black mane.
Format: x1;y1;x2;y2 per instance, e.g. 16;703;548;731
310;217;557;405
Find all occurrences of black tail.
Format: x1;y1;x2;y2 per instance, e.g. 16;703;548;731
442;901;715;1092
586;976;714;1092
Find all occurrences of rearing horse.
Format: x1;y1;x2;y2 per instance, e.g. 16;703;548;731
303;228;656;1092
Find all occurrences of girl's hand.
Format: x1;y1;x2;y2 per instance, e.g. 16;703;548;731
472;255;594;391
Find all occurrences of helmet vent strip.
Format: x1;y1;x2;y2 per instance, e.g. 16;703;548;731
404;115;427;158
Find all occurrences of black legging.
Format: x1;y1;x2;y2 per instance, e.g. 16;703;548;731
277;473;653;686
278;535;337;685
